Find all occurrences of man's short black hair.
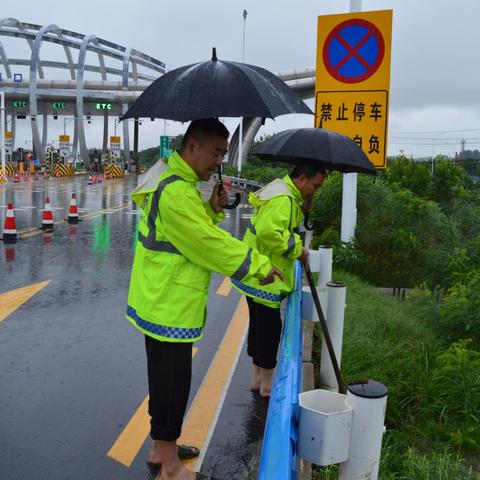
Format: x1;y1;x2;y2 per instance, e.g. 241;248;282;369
180;118;229;150
290;161;327;179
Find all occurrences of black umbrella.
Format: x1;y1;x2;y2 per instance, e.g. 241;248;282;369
121;48;312;122
254;128;376;175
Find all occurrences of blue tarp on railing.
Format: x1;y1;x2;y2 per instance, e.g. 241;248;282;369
257;261;303;480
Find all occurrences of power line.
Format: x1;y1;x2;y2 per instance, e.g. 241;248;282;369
389;128;480;134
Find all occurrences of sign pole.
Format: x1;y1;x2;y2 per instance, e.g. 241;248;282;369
340;0;362;243
0;92;5;175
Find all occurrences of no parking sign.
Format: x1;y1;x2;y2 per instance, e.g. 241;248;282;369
315;10;392;168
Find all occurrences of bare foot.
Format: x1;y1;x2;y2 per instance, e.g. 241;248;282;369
158;464;195;480
260;368;275;397
250;364;262;390
148;439;163;464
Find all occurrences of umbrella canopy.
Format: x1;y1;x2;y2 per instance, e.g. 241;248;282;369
254;128;376;175
121;48;312;122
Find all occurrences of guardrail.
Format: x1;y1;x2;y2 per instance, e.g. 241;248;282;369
257;260;303;480
213;174;263;190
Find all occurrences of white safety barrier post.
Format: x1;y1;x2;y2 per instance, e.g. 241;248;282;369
318;246;332;313
0;91;5;175
339;380;388;480
320;282;346;390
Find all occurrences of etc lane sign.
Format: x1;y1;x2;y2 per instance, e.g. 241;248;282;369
315;10;392;168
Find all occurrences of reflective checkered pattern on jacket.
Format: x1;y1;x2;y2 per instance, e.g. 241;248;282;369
231;279;282;302
126;306;202;339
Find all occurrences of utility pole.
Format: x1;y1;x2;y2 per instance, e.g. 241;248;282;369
238;9;247;175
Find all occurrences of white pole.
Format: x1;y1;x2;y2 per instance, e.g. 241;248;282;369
319;282;346;390
339;381;388;480
318;246;333;288
238;120;243;175
317;246;333;315
0;92;5;175
341;0;362;243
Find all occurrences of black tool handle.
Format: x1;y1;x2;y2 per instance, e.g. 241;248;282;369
304;213;314;231
303;261;347;394
217;165;241;210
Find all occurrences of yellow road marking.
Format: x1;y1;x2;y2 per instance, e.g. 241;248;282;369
107;347;198;467
176;297;249;474
216;277;231;296
0;280;51;323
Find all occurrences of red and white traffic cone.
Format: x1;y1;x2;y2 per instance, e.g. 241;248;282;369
1;203;17;243
88;175;93;185
41;197;54;231
14;173;19;183
67;194;79;224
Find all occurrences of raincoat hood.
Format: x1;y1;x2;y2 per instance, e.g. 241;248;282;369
131;151;201;207
249;175;302;209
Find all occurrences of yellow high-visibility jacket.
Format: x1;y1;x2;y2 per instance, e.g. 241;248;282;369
126;151;272;342
232;175;304;308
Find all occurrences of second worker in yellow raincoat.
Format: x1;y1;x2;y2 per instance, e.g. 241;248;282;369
232;162;326;397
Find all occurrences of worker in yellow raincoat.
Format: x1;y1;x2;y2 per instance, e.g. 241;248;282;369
126;118;282;480
232;162;326;397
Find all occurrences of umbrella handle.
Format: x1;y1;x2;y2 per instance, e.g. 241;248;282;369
217;166;241;210
303;260;347;395
304;213;314;231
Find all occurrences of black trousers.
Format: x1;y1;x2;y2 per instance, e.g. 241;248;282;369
145;335;192;441
246;296;282;369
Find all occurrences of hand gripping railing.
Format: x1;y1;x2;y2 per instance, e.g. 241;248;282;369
258;260;303;480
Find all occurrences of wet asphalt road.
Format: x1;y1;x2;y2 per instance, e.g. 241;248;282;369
0;174;268;480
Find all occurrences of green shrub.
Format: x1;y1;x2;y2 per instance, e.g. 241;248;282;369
439;270;480;343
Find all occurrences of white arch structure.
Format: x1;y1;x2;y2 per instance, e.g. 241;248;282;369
0;18;165;166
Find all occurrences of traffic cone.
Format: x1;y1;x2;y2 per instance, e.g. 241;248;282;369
41;197;54;231
1;203;17;243
88;175;93;185
67;194;79;224
14;173;19;183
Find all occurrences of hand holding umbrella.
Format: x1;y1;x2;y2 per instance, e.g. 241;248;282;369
217;165;241;210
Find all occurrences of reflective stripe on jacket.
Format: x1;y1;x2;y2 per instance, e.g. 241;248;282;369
126;151;272;342
232;175;303;308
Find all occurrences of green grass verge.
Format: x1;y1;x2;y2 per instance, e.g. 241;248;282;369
311;271;479;479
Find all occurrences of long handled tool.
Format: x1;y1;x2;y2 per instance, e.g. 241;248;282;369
303;260;347;395
217;165;241;209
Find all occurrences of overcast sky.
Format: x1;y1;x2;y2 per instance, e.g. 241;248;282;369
1;0;479;158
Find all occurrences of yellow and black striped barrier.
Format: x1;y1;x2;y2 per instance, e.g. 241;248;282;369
105;164;125;178
6;163;15;177
51;164;74;177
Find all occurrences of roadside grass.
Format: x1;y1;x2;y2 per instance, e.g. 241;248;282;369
311;271;479;479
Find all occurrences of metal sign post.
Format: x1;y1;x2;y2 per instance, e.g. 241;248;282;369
315;5;392;242
0;92;5;174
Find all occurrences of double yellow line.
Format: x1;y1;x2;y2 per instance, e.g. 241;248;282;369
107;281;246;475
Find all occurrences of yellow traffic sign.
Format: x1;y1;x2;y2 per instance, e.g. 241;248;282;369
316;90;388;168
59;135;70;142
315;10;392;168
